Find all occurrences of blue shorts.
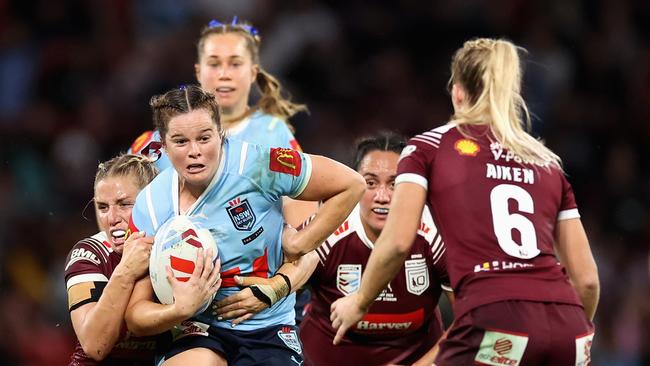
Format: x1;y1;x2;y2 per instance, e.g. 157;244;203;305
163;323;304;366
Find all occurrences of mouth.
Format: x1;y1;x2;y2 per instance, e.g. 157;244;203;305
371;207;389;216
215;87;235;97
187;164;206;174
110;229;127;245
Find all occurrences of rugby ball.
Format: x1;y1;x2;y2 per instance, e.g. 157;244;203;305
150;215;219;314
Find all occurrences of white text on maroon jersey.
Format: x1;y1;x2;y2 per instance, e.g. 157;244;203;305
356;321;413;331
486;163;534;185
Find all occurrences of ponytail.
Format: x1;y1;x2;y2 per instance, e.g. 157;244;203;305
450;38;562;169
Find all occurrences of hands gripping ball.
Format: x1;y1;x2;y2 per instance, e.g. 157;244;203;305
150;215;219;314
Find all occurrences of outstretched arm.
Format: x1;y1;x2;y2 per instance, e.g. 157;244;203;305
554;218;599;320
330;182;425;345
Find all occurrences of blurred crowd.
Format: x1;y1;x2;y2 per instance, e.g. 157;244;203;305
0;0;648;365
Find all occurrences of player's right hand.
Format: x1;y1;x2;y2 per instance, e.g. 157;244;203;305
168;248;221;318
330;293;369;345
118;231;153;281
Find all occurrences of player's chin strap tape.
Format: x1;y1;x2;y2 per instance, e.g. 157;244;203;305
249;274;292;307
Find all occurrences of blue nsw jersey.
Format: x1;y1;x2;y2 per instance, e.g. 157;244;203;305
130;138;312;330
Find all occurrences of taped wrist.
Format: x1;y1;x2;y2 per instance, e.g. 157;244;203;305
249;275;290;307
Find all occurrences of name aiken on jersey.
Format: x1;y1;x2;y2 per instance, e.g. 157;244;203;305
486;163;535;185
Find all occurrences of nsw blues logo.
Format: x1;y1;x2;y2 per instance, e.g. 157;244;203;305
226;198;256;231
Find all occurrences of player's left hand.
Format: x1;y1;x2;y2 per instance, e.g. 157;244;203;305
212;275;288;326
330;293;368;345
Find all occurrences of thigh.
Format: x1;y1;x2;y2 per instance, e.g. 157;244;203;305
546;303;595;366
162;347;227;366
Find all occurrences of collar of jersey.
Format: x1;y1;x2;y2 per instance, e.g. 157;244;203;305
171;142;228;216
349;204;375;250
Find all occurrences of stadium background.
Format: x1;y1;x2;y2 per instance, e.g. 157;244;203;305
0;1;648;364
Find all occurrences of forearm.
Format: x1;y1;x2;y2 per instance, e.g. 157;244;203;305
576;281;600;321
75;273;135;359
282;197;319;228
356;239;410;310
288;188;361;257
277;251;319;292
126;301;189;337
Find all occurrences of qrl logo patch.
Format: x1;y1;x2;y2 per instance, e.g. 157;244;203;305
171;320;210;341
269;148;302;176
337;264;361;295
405;259;429;295
277;327;302;354
474;329;528;366
226;198;256;231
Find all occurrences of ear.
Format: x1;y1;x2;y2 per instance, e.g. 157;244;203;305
451;83;466;111
250;64;259;84
194;63;201;83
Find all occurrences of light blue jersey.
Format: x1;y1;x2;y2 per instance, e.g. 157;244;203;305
129;111;300;172
228;110;301;150
129;138;312;331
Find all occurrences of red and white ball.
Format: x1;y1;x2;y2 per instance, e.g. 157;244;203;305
150;215;219;314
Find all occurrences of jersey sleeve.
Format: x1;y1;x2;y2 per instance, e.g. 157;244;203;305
64;238;110;311
251;145;313;200
395;138;438;190
129;130;172;171
267;118;303;152
418;205;451;292
557;173;580;221
128;186;157;236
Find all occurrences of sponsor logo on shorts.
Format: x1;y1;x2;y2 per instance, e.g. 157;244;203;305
474;329;528;366
171;320;209;341
226;197;256;231
405;259;429;295
337;264;361;295
277;326;302;354
575;332;594;366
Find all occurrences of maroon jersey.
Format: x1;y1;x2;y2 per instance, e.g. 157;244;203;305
300;205;449;365
64;232;160;366
396;123;583;319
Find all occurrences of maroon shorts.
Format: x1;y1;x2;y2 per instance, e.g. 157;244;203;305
299;315;438;366
435;301;594;366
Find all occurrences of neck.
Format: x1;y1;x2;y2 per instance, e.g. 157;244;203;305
361;220;380;244
222;106;255;131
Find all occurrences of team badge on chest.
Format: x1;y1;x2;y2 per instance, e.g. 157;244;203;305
337;264;362;295
405;259;429;295
226;197;256;231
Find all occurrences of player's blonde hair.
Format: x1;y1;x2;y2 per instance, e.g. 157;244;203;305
197;18;308;130
94;154;159;191
449;38;562;169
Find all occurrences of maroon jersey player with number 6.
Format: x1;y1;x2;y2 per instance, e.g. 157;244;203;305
330;38;599;366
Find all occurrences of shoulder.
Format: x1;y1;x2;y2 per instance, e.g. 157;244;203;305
314;209;359;264
407;123;457;150
64;232;112;282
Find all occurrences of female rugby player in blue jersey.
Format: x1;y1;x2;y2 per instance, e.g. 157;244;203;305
125;85;364;366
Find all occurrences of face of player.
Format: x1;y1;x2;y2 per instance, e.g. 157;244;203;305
164;108;222;192
357;150;399;242
195;33;258;120
94;175;140;253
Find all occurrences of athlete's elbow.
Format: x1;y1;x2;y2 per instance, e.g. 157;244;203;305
80;339;113;361
572;266;600;295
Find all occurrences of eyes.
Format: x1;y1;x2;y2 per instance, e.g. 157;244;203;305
96;202;134;213
207;60;244;69
172;134;213;146
365;178;395;190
